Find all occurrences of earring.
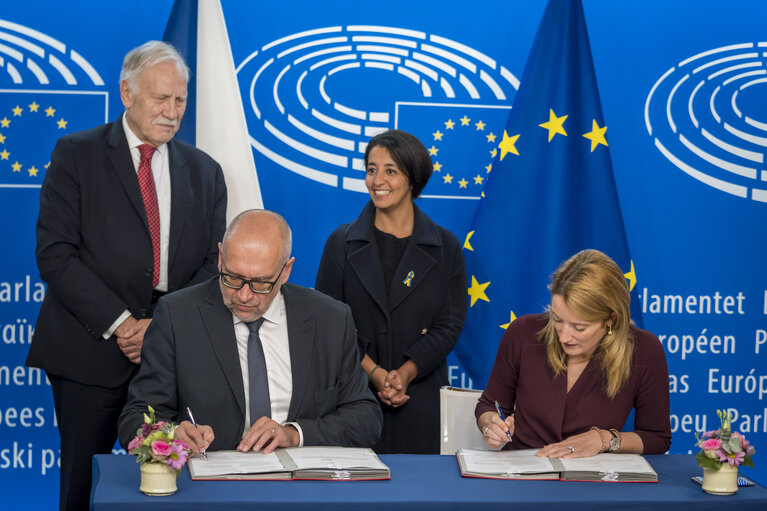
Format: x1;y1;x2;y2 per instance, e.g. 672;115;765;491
607;324;613;336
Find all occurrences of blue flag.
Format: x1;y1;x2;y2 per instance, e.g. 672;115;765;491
454;0;642;388
163;0;262;220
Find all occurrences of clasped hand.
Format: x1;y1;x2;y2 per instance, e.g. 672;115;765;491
114;317;152;364
370;360;417;408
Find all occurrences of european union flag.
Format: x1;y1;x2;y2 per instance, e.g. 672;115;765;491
454;0;642;388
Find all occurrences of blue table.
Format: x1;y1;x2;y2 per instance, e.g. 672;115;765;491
91;453;767;510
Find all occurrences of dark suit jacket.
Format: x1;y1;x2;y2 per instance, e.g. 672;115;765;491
27;117;227;388
117;279;382;450
315;202;468;453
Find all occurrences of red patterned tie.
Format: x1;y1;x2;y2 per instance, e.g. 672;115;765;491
137;144;160;287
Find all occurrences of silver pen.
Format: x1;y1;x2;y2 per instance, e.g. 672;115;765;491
186;407;208;460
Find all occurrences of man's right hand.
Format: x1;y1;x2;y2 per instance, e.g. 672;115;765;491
176;421;215;455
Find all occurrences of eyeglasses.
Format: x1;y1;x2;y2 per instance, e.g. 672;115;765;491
219;261;288;294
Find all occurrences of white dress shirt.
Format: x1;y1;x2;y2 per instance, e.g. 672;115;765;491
232;290;304;445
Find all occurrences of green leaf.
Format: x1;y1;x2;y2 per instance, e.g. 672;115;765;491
696;451;722;470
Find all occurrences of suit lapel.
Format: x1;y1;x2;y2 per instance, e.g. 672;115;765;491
283;285;315;419
387;205;441;311
198;280;246;416
387;242;437;311
167;140;192;270
106;118;148;228
346;203;389;316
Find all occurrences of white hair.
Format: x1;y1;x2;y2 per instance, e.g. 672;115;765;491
120;41;189;92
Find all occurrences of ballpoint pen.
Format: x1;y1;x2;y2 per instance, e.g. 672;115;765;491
186;407;208;460
494;400;513;442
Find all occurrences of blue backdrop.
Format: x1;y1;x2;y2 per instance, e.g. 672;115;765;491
0;1;765;507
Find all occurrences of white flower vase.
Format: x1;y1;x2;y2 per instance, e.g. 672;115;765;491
701;464;738;495
139;462;178;496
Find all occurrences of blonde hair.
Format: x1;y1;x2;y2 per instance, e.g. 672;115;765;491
537;249;633;398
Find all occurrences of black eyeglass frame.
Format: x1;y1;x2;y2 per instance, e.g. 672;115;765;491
219;261;288;294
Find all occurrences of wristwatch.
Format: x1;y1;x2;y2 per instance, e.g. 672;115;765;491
607;429;621;453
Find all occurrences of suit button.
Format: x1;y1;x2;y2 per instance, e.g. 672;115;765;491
140;308;148;317
144;269;152;277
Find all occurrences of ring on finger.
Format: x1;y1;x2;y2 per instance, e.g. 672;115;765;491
271;428;276;435
567;446;575;454
482;426;489;436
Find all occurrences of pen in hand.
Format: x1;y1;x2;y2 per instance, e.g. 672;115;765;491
494;400;513;442
186;407;208;460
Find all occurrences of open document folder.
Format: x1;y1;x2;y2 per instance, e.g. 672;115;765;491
188;447;390;481
456;449;658;482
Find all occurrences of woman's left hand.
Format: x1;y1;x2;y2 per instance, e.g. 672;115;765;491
536;428;604;459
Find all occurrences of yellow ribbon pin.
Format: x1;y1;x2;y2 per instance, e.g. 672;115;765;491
402;271;415;287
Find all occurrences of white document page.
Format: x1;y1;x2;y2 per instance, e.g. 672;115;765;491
558;453;655;473
188;450;285;477
282;447;388;470
460;449;557;474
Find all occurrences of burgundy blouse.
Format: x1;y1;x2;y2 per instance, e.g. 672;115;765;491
476;313;671;454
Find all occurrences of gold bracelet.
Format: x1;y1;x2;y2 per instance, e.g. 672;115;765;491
590;426;608;452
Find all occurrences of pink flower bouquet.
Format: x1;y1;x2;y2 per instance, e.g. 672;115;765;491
696;409;755;470
128;406;190;475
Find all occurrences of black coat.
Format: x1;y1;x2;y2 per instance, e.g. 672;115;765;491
315;202;468;453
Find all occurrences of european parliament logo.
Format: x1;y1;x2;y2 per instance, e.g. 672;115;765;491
236;25;519;199
645;42;767;203
0;19;108;189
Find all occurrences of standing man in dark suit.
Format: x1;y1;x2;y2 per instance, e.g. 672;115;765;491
118;210;381;454
26;41;227;510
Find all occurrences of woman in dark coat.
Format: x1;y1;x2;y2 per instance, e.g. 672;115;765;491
315;129;468;454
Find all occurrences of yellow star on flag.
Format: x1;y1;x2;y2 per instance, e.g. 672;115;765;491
489;148;497;158
486;132;496;143
467;276;490;307
28;166;39;177
458;178;468;188
500;310;517;330
0;149;9;160
29;101;40;112
473;174;484;185
582;119;608;152
45;162;50;169
0;133;6;143
433;162;442;172
12;105;23;116
498;130;520;161
0;117;10;128
428;145;438;156
485;163;492;173
12;161;22;172
443;173;453;184
475;120;486;131
433;130;443;141
623;260;637;291
539;109;568;141
460;115;470;126
57;118;68;129
445;119;455;130
463;231;474;251
45;106;55;117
